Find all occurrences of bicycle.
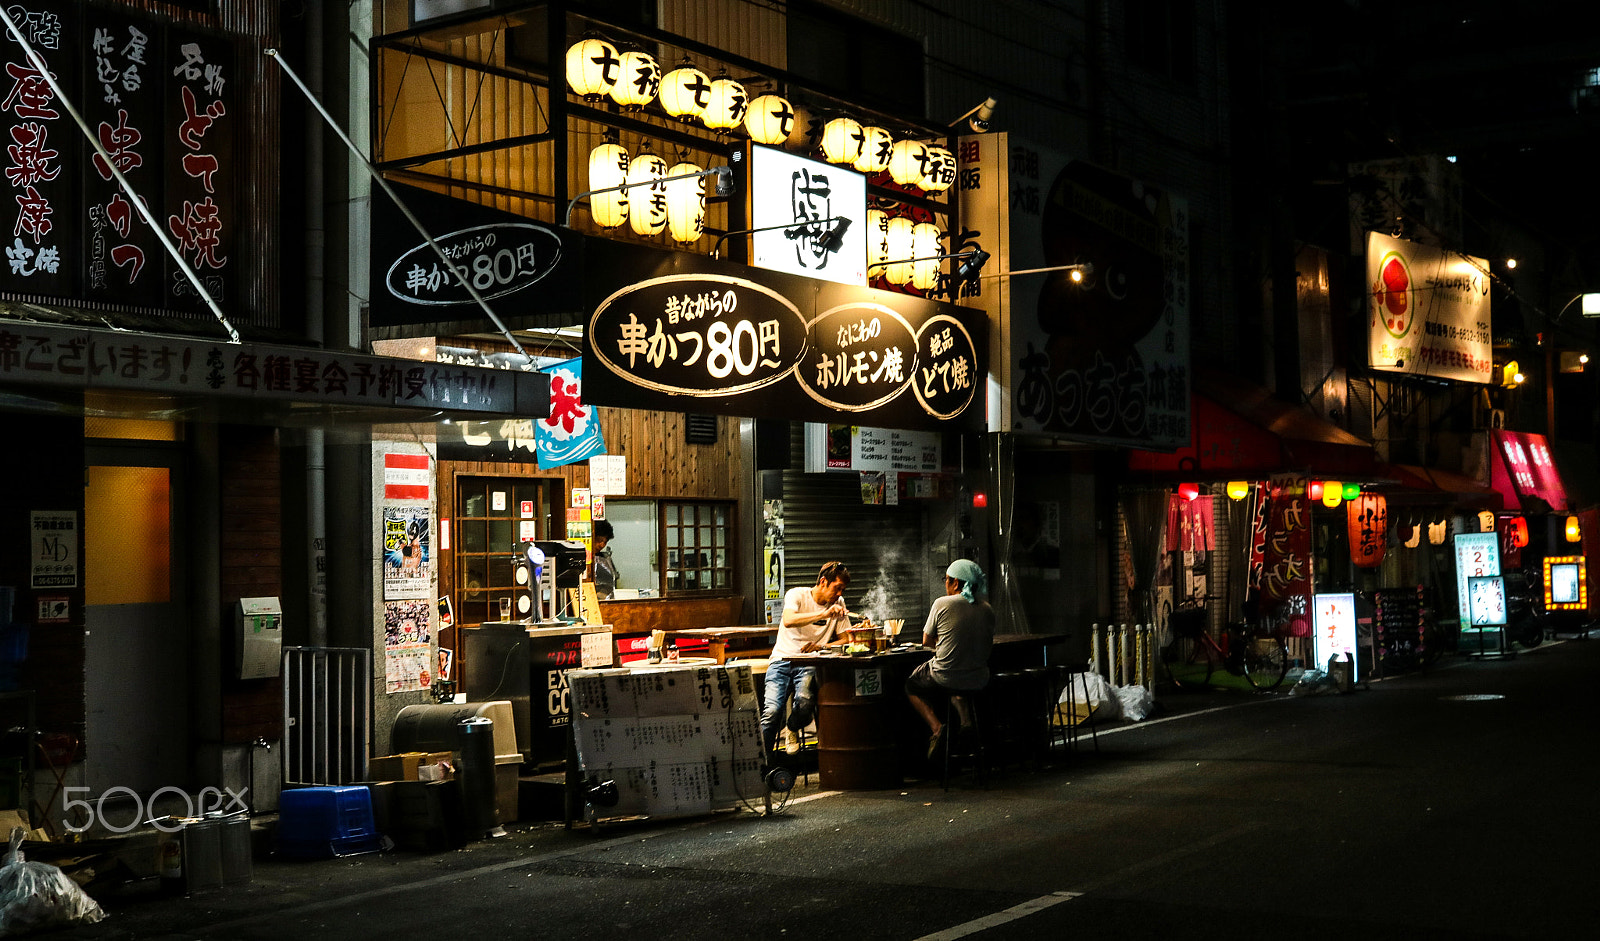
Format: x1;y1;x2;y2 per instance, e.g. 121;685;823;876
1159;603;1289;691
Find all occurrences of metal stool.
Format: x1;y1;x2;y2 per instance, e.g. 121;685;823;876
941;691;987;790
1055;663;1100;753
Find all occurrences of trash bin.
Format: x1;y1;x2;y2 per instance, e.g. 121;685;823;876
456;717;499;839
393;702;520;824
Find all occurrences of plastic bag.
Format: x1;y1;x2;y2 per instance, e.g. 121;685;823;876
1113;684;1153;722
1288;668;1339;697
1057;671;1120;724
0;828;106;936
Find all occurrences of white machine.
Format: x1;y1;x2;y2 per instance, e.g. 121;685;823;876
236;596;283;679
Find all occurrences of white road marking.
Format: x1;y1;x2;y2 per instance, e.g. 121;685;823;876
912;891;1083;941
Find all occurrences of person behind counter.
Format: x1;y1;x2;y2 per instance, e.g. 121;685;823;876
763;560;852;756
592;520;619;600
906;559;995;760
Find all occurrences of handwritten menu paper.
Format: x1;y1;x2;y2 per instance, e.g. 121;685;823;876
568;663;766;821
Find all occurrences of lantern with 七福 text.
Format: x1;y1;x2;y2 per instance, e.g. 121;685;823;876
1346;493;1388;568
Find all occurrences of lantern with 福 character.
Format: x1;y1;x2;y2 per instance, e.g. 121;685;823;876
609;50;660;109
854;126;893;173
1346;493;1388;567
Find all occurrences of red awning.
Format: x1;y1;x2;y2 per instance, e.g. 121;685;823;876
1127;371;1376;480
1375;463;1499;507
1489;430;1569;512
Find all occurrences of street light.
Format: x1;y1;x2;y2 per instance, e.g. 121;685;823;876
869;248;991;295
564;165;733;227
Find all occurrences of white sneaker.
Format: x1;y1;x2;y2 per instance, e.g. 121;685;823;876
781;728;801;755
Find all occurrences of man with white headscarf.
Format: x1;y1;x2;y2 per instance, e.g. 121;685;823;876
905;558;995;759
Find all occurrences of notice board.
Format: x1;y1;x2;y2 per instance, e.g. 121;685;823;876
568;663;766;820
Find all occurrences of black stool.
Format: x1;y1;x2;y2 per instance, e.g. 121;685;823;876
941;690;987;790
1017;666;1054;767
1053;662;1100;753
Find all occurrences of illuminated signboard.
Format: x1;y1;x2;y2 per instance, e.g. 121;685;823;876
1312;592;1359;681
1466;576;1508;626
1453;533;1501;631
749;145;868;286
1494;430;1569;512
1543;556;1587;611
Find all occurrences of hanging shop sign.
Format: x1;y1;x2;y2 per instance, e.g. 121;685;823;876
1365;231;1491;384
1452;532;1501;633
1346;493;1388;568
583;241;985;432
957;133;1190;448
1490;429;1568;512
370;182;582;328
1259;490;1311;607
747;144;868;286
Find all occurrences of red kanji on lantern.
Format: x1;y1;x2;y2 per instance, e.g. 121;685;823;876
1346;492;1388;568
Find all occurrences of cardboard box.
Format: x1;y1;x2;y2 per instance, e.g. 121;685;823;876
368;751;453;782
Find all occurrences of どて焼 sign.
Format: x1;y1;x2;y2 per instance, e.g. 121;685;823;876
583;244;986;432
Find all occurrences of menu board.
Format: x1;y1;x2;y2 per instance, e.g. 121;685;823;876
569;664;765;820
1373;586;1427;673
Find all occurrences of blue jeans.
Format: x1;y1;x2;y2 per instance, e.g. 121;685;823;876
762;660;818;752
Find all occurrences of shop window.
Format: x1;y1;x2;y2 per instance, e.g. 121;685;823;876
603;498;736;598
454;477;561;626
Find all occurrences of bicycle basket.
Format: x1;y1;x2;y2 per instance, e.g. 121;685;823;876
1168;605;1207;639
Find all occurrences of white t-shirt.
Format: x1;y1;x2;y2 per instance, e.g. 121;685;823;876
772;585;848;660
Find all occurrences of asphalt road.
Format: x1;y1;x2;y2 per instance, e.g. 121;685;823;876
56;632;1600;940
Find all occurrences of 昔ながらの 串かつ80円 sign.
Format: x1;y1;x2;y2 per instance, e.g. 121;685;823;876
584;269;985;433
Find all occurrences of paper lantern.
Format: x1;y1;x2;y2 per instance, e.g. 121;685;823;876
910;222;942;290
665;160;705;243
625;152;668;236
866;209;890;270
1566;515;1582;543
1342;482;1360;499
1177;482;1200;502
887;139;929;186
1477;510;1496;533
854;126;893;173
566;38;619;100
587;142;631;228
745;94;795;145
1427;519;1447;545
1346;493;1388;568
1403;521;1421;548
919;146;957;192
609;50;660;109
881;216;914;285
820;117;864;166
658;63;710;121
1507;515;1529;548
1226;481;1249;501
702;77;747;131
1307;480;1324;501
1321;480;1343;508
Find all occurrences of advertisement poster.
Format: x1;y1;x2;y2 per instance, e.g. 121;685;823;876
382;505;431;600
383;598;432;693
537;357;606;469
30;510;78;588
1312;592;1359;681
1453;532;1501;631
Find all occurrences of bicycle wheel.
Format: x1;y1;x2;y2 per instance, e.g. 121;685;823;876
1241;634;1289;690
1160;635;1216;690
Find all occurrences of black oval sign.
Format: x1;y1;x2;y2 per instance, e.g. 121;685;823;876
913;314;980;419
589;274;808;395
798;303;917;412
385;223;564;306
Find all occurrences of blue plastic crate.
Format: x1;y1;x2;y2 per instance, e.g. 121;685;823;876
276;785;381;859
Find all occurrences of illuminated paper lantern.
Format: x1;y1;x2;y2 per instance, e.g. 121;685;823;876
882;216;914;285
566;38;619;100
1177;482;1200;502
1321;481;1343;508
626;152;669;236
745;94;795;145
820;117;864;166
609;50;660;109
910;222;942;290
1477;510;1495;533
1427;519;1447;545
659;63;710;121
1346;493;1388;568
587;142;630;228
1507;515;1529;548
1226;481;1250;501
1404;521;1421;548
665;160;705;242
1566;515;1582;543
1342;482;1361;499
919;145;957;192
1307;480;1324;501
866;209;890;271
702;77;747;131
854;126;893;173
887;139;929;186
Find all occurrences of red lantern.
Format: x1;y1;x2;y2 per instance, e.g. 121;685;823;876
1177;482;1200;502
1346;493;1388;568
1308;480;1324;501
1508;516;1529;548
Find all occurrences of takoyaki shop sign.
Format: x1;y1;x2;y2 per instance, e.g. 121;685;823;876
582;242;986;432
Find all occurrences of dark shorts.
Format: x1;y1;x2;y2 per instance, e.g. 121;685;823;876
905;660;971;701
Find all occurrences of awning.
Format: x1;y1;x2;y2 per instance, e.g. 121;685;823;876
1126;371;1376;480
1373;463;1499;507
1489;430;1569;513
0;320;550;426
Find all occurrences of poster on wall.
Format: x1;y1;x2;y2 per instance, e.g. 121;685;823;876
29;510;78;588
382;505;431;600
383;598;432;693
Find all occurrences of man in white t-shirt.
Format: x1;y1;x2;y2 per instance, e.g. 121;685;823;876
763;561;851;756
